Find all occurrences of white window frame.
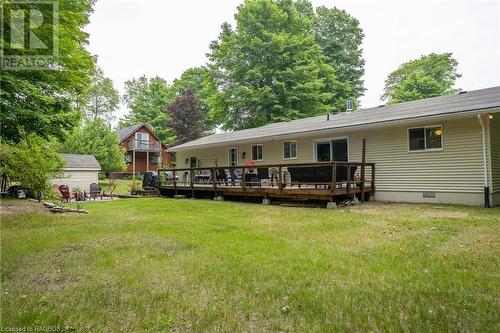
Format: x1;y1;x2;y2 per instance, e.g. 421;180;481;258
251;144;263;162
407;125;444;152
135;132;149;149
228;147;239;166
312;137;349;162
283;140;297;160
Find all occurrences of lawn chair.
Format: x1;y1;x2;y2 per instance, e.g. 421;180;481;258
89;183;101;200
102;184;116;200
216;168;228;186
58;185;71;202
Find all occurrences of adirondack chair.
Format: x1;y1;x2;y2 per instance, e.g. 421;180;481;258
89;183;101;200
102;184;116;200
58;185;71;202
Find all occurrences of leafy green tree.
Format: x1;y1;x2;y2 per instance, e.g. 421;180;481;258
0;0;96;142
166;88;204;146
83;67;120;122
208;0;338;130
313;6;365;110
171;67;219;132
382;53;461;104
60;119;126;176
119;76;175;142
0;134;64;199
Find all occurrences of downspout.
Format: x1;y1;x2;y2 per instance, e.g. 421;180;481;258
477;114;490;208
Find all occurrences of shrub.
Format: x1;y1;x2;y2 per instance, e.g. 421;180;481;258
0;134;64;200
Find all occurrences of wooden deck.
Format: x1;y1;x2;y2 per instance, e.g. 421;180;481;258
158;161;375;203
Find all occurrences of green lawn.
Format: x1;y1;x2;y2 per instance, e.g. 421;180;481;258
1;198;499;332
99;179;138;195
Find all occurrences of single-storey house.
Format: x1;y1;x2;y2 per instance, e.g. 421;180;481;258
169;86;500;207
52;154;101;191
114;123;169;177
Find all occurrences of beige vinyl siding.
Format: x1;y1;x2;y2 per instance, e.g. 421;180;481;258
490;116;500;193
175;116;485;195
51;170;99;191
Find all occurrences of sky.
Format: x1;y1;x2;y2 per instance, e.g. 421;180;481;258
85;0;500;125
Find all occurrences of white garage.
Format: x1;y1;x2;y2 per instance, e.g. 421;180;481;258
52;154;101;191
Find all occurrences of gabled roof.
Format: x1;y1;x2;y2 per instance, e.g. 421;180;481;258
117;123;166;147
171;86;500;152
60;154;101;170
118;124;143;142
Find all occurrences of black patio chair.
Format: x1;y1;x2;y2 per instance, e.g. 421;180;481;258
89;183;101;200
216;168;228;186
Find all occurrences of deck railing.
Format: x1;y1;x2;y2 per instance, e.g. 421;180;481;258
127;140;161;152
158;161;375;202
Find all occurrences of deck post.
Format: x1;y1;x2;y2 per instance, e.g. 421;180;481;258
347;163;351;197
242;167;246;191
190;168;194;198
146;150;149;172
360;138;366;203
132;149;136;181
371;164;375;196
278;166;283;191
173;169;177;196
331;162;337;200
211;168;217;197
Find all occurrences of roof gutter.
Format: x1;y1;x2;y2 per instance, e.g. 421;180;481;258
477;114;491;208
170;105;500;152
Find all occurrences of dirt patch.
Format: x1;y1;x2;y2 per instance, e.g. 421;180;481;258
425;211;469;219
0;200;49;216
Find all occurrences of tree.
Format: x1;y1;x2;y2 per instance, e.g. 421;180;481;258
166;89;204;146
208;0;338;130
313;6;365;110
119;76;175;142
171;67;219;132
382;53;461;104
83;67;120;122
60;119;126;176
0;0;96;142
0;134;64;199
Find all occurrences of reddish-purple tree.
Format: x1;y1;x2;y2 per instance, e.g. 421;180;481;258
166;88;204;146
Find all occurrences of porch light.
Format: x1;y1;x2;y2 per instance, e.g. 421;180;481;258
242;152;246;159
185;158;189;165
488;114;494;120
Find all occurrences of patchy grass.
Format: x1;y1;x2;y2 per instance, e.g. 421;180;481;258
1;199;499;332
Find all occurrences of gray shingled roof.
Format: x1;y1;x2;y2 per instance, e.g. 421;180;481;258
117;124;143;142
60;154;101;170
171;86;500;151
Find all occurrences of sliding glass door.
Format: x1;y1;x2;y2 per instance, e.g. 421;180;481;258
315;138;348;162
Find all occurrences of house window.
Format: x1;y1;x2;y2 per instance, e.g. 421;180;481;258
149;155;160;164
283;141;297;160
252;144;263;161
408;126;443;151
135;132;149;149
124;153;132;163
